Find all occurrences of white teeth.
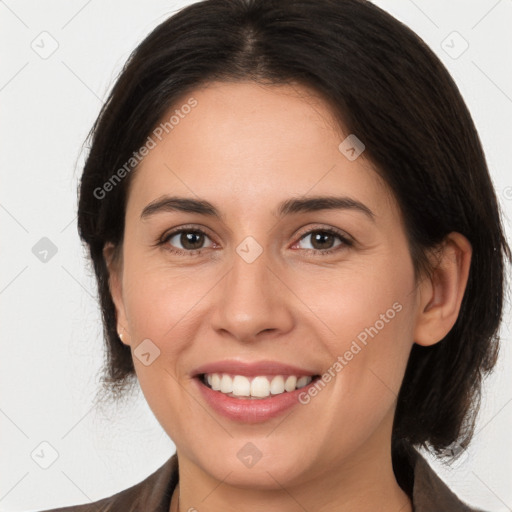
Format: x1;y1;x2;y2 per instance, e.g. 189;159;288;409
232;375;251;396
202;373;313;398
284;375;297;392
220;374;233;393
211;373;221;390
296;376;310;388
269;375;285;394
251;376;270;397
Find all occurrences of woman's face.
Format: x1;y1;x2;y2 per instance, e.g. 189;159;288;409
109;81;422;487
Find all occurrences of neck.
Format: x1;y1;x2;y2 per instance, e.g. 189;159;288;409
170;413;412;512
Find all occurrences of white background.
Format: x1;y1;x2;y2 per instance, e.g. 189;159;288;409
1;1;511;511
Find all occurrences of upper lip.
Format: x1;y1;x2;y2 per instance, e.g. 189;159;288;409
191;359;319;378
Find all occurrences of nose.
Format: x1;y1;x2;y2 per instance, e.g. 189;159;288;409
210;243;295;343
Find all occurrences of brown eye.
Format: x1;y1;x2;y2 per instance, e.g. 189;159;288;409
161;228;214;254
309;231;337;250
176;231;205;250
294;228;353;255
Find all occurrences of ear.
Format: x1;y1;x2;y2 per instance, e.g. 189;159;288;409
103;242;131;347
413;232;472;347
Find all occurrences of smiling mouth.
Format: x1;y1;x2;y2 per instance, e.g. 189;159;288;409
198;373;322;399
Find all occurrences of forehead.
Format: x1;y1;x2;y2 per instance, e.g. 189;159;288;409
127;81;395;222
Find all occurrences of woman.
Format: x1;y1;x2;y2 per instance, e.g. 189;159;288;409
40;0;510;510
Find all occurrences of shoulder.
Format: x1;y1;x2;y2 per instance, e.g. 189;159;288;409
36;454;178;512
411;449;489;512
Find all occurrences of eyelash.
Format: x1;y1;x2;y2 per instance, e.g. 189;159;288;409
156;224;353;257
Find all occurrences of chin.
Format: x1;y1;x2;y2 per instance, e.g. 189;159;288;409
194;442;316;490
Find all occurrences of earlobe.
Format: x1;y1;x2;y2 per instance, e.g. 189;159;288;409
103;242;131;346
413;232;472;347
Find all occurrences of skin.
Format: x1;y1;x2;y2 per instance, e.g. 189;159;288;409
104;81;472;512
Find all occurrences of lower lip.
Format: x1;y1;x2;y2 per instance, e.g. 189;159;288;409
194;376;319;423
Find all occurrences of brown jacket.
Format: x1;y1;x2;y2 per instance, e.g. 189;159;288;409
38;450;486;512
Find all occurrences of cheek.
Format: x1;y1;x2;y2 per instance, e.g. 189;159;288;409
122;258;202;341
301;286;414;453
120;262;203;437
119;259;202;401
304;256;415;399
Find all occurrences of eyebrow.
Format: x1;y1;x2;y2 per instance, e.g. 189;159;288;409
140;195;375;222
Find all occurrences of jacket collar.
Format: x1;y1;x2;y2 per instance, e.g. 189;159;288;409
409;449;479;511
